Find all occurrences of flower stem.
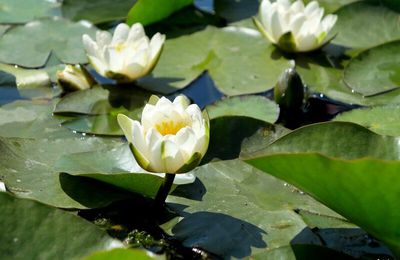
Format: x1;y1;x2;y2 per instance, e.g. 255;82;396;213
154;173;175;211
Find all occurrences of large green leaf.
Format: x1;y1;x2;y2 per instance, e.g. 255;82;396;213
344;41;400;96
63;0;136;24
243;122;400;256
138;26;289;95
0;192;122;260
126;0;193;26
0;136;130;209
332;2;400;49
164;159;388;258
206;95;279;123
0;18;97;68
0;0;60;24
334;105;400;136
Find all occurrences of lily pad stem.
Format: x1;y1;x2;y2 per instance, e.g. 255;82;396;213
154;173;175;211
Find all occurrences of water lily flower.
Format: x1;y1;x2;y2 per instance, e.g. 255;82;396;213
0;181;5;192
57;64;95;91
82;23;165;82
117;95;209;174
254;0;337;52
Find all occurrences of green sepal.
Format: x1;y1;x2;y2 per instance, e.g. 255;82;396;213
148;95;160;105
129;143;151;171
252;17;276;44
105;70;133;83
277;31;298;52
176;152;202;174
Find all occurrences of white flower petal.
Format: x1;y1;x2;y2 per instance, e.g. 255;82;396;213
256;0;336;52
111;23;130;45
162;140;185;173
127;23;146;43
0;181;5;192
96;30;112;49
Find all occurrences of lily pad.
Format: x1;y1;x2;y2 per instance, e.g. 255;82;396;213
138;26;290;95
55;144;195;198
0;0;60;24
207;95;280;123
0;100;74;139
344;41;400;96
63;0;136;25
0;18;97;68
126;0;193;26
0;193;123;259
243;122;400;256
0;63;50;89
164;159;384;258
332;2;400;49
54;87;111;115
334;105;400;136
0;136;130;209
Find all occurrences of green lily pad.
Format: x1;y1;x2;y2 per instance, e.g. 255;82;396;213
0;0;60;24
206;95;280;123
164;159;386;258
54;87;111;115
334;105;400;136
0;18;97;68
63;0;136;25
0;63;50;89
296;56;400;106
139;26;290;95
332;2;400;49
0;25;9;36
62;109;141;136
0;192;123;259
81;248;160;260
344;41;400;96
55;144;186;198
0;100;75;139
126;0;193;26
0;136;130;209
243;122;400;256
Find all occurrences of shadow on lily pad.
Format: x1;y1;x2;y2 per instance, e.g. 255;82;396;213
170;211;267;259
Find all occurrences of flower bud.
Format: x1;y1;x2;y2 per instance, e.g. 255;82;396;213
57;64;95;91
274;66;304;111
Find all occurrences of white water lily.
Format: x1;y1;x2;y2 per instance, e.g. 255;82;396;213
57;64;94;91
117;95;209;174
0;181;5;192
254;0;337;52
82;23;165;82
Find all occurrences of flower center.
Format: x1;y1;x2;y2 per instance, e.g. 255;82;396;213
115;43;126;52
155;120;188;136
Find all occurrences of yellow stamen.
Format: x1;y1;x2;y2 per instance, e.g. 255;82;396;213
115;43;125;52
155;121;187;136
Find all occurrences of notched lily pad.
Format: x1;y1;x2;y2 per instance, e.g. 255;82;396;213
0;18;97;68
344;41;400;96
